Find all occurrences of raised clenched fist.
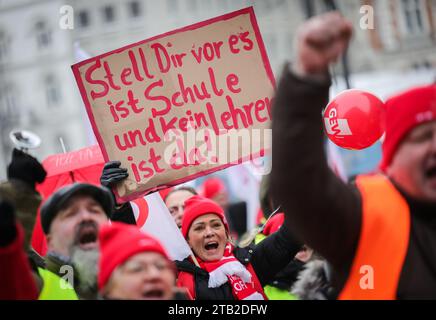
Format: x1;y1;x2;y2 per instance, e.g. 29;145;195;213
293;12;353;77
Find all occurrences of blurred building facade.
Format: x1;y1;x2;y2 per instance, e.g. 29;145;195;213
0;0;435;179
0;0;86;176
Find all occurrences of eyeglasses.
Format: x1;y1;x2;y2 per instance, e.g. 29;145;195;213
121;259;176;275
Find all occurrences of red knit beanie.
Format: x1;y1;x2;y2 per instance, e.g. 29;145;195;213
201;177;226;199
181;195;228;239
98;222;170;291
380;84;436;171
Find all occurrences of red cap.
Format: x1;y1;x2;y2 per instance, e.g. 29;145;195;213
201;177;226;199
98;222;170;291
262;213;285;236
380;84;436;171
181;195;228;238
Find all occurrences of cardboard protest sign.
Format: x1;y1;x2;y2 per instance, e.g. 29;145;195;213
72;7;275;202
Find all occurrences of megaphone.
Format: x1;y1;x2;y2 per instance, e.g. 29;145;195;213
9;130;41;151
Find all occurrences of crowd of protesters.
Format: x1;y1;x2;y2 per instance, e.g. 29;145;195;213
1;11;436;300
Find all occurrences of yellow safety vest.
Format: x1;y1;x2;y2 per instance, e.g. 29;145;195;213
254;233;299;300
38;267;79;300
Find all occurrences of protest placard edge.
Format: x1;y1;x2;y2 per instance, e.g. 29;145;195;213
114;148;269;203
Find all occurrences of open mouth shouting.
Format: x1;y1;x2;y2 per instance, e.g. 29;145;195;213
74;221;99;250
425;163;436;183
203;240;220;256
141;287;166;300
422;156;436;191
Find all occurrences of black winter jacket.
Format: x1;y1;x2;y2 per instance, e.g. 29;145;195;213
175;223;301;300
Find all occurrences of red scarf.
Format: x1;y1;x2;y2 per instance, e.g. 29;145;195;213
198;243;266;300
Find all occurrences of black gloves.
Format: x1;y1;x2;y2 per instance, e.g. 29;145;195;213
7;148;47;190
100;161;128;205
0;200;17;247
101;161;137;224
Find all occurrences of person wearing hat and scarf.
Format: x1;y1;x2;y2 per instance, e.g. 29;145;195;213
201;177;249;239
176;195;301;300
98;222;189;300
37;183;114;299
271;11;436;299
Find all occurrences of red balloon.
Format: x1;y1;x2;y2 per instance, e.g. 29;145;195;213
323;89;385;150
